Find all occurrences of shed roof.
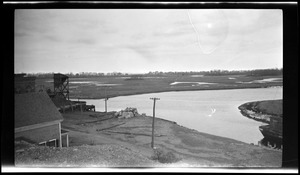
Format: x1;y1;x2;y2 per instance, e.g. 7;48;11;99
15;92;63;128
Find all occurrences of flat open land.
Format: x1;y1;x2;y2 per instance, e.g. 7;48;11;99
35;74;282;99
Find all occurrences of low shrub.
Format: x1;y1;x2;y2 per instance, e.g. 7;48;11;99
151;147;180;163
89;140;95;146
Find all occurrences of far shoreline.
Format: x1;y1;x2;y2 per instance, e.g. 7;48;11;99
70;85;282;100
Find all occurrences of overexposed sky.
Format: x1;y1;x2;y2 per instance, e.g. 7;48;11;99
14;9;283;74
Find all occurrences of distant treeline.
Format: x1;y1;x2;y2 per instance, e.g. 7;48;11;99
202;68;283;76
24;68;282;78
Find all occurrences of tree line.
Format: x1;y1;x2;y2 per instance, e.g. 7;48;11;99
24;68;282;78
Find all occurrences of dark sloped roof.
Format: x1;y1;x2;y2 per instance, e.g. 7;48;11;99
15;92;63;128
15;73;26;78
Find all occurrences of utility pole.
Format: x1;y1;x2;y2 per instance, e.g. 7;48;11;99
103;86;109;113
150;97;160;148
104;97;109;113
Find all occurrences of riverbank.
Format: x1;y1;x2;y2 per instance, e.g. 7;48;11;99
72;85;282;100
238;99;282;123
15;110;282;167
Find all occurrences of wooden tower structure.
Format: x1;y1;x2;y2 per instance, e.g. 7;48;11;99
54;73;69;100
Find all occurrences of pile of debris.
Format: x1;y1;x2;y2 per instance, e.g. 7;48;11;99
114;107;144;119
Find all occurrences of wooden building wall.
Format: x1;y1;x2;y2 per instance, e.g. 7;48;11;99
15;123;60;144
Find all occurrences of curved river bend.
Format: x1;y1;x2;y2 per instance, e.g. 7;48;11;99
80;87;282;144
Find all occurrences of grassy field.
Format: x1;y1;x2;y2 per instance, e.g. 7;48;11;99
238;99;282;125
35;74;282;99
240;99;282;117
255;100;282;116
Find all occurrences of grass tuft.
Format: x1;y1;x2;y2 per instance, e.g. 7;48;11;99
151;147;181;163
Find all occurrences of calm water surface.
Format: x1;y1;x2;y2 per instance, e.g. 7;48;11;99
80;87;282;144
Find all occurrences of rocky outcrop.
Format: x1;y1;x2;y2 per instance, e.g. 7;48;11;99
114;107;145;119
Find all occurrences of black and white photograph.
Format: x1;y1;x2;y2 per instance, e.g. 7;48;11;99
2;1;298;173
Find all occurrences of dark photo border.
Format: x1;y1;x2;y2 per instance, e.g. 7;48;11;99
2;1;298;172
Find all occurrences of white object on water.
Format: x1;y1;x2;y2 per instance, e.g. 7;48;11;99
211;108;216;113
208;108;216;117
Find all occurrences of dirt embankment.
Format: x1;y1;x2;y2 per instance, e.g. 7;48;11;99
15;110;282;168
238;100;282;123
15;140;160;167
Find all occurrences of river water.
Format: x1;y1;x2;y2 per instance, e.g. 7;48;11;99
80;87;282;144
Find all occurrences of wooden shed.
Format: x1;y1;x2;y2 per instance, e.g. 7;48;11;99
15;92;68;148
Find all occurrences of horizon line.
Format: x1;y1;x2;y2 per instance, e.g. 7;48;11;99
15;67;283;75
